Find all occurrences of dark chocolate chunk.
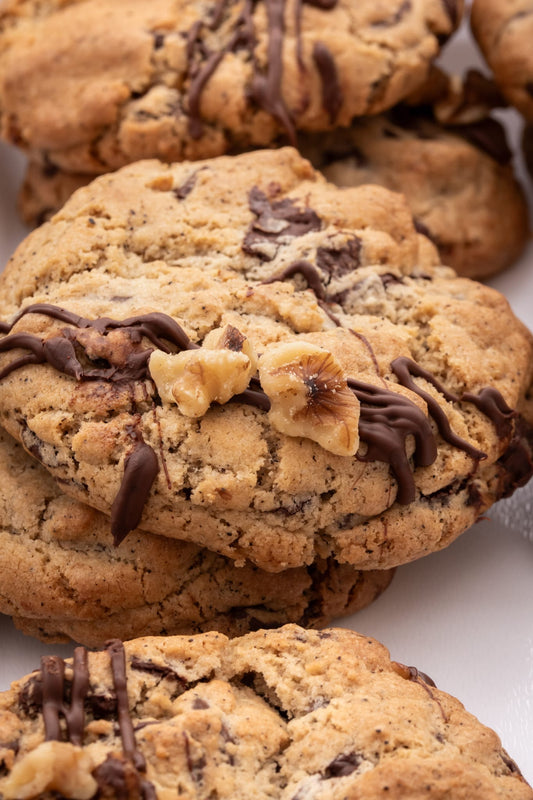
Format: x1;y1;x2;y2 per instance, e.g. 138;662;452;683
243;187;322;260
323;751;362;778
316;237;362;278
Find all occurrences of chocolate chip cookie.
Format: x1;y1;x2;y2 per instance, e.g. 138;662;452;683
0;427;393;646
0;0;462;173
0;625;531;799
471;0;533;122
301;70;530;280
0;148;531;573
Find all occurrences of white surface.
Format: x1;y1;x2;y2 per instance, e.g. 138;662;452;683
1;13;533;788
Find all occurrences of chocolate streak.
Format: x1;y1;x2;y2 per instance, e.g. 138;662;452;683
39;641;155;799
262;260;523;503
186;0;341;142
42;647;89;746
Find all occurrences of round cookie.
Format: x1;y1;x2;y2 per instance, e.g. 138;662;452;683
0;148;532;574
301;99;529;280
0;625;531;799
0;0;462;173
471;0;533;122
0;427;393;646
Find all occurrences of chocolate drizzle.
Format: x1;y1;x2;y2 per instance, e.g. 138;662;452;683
106;640;146;771
348;378;437;504
36;641;156;799
185;0;340;142
390;357;486;461
0;296;523;524
391;356;516;456
262;259;326;299
41;647;89;746
110;429;160;547
312;41;342;123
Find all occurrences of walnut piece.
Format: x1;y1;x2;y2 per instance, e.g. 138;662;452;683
149;324;258;417
258;341;360;456
2;741;98;800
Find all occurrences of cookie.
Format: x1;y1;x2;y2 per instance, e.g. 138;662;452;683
0;148;532;574
301;71;530;280
19;109;529;280
17;71;530;282
0;427;393;646
471;0;533;122
0;0;462;173
0;625;531;799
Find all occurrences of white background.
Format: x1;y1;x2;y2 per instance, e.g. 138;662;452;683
1;9;533;787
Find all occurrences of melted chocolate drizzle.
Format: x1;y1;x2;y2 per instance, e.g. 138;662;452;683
0;294;521;524
261;262;522;503
38;641;155;799
262;259;326;299
186;0;340;142
110;429;160;547
41;647;89;746
349;378;436;504
312;42;342;123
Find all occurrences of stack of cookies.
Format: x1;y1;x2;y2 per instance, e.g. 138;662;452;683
0;145;532;645
0;0;533;795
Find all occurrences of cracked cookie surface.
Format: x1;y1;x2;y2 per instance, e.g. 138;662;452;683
0;148;532;572
0;625;531;799
0;427;393;646
0;0;462;173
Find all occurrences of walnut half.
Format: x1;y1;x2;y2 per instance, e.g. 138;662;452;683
258;342;360;456
149;324;258;417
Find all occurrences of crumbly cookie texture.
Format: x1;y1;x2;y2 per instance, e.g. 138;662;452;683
0;427;393;646
0;625;531;800
471;0;533;122
0;0;462;173
0;148;532;573
301;92;529;280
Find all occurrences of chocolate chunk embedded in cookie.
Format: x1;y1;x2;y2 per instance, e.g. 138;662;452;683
0;148;531;573
301;81;529;279
0;625;531;799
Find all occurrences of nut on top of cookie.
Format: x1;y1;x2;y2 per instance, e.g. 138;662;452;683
0;148;531;572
